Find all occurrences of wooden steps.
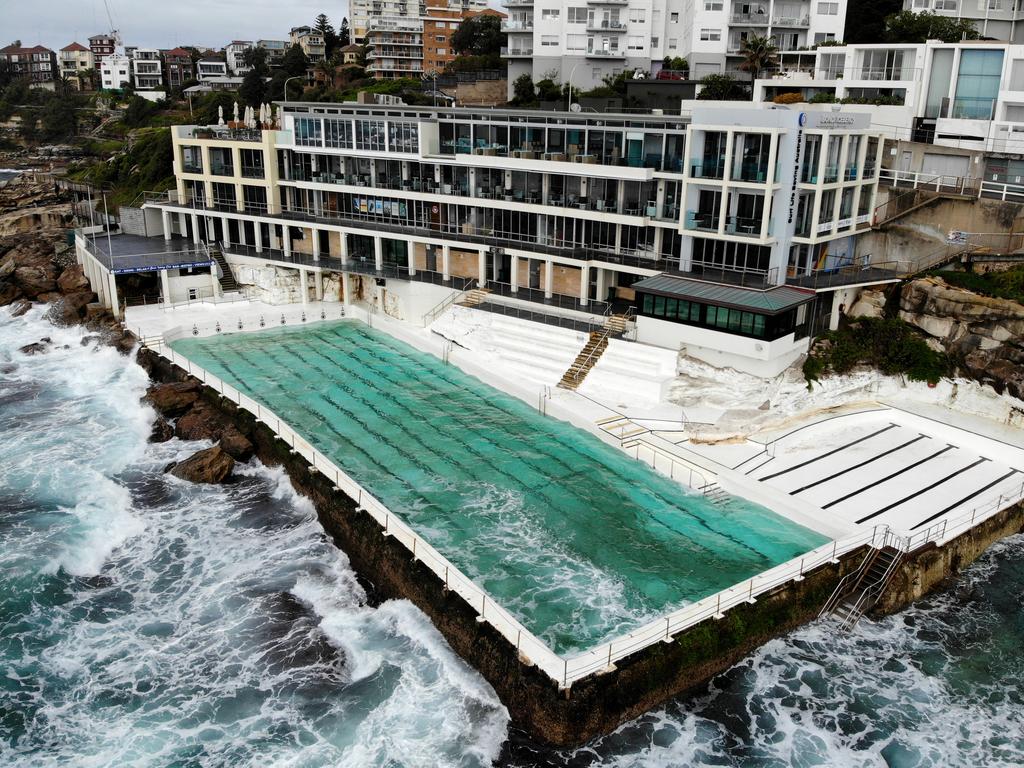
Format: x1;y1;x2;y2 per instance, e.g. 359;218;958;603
457;287;492;308
557;331;610;390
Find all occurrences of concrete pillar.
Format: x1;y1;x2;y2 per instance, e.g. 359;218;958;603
191;213;201;245
314;269;324;300
340;232;349;264
510;254;519;292
237;222;246;246
374;237;383;271
159;269;170;303
544;260;553;299
311;228;320;262
579;264;590;307
107;271;120;318
299;268;309;305
162;210;172;240
341;273;351;304
283;226;292;259
178;212;189;239
442;244;451;281
595;267;608;304
254;223;263;254
406;242;415;276
210;266;221;298
478;248;487;287
205;217;215;243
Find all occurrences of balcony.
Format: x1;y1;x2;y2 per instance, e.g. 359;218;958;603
504;0;535;5
209;163;234;177
690;161;726;180
772;15;810;27
501;46;534;57
182;162;203;174
241;165;265;179
685;210;718;232
586;47;625;59
730;13;769;24
501;19;534;31
734;162;770;183
724;216;767;237
586;20;627;32
588;0;629;5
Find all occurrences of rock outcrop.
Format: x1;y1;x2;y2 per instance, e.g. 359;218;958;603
167;445;235;484
144;381;201;417
901;277;1024;398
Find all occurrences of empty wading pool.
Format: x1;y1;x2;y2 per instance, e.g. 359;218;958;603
172;321;827;654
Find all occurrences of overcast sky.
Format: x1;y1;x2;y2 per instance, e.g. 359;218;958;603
1;0;354;49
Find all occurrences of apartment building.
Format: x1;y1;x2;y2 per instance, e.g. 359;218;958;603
89;33;116;63
257;39;290;66
904;0;1024;44
100;51;132;89
197;59;230;81
756;40;1024;161
0;44;57;86
132;48;164;92
289;26;326;63
59;43;95;89
225;41;254;75
146;102;884;375
424;3;505;75
163;48;195;89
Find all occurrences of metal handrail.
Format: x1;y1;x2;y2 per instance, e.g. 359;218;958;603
421;278;477;327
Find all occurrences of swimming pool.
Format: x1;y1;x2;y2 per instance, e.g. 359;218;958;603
172;321;828;653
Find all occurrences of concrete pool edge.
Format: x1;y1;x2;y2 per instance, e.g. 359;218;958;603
137;347;1024;746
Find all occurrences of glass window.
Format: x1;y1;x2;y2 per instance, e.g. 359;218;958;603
296;118;322;147
653;295;666;316
642;294;653;314
325;118;353;149
665;298;678;319
954;49;1005;119
356;120;386;151
389;121;418;153
753;315;765;337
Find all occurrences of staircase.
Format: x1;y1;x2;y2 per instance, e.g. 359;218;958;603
211;247;239;292
457;287;491;308
820;542;904;631
700;482;730;506
604;313;631;335
558;331;610;390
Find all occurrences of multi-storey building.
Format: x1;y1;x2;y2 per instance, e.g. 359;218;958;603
145;102;886;376
904;0;1024;44
89;33;116;63
366;17;425;78
100;51;132;90
289;26;326;63
423;2;504;75
0;44;57;86
196;59;229;81
59;42;95;89
163;47;195;89
225;41;254;75
755;40;1024;164
257;39;290;66
131;48;164;92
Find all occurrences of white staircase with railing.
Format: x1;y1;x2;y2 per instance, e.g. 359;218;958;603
819;531;906;630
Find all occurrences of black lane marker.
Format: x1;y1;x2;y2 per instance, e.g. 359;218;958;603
910;469;1021;530
821;444;955;510
855;457;990;525
758;424;898;482
789;435;930;496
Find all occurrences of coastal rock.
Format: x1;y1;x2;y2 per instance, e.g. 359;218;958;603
174;401;228;441
36;291;64;303
12;266;57;299
0;257;15;280
848;288;886;319
8;298;31;317
112;330;136;356
0;281;21;306
218;426;254;462
167;445;235;484
149;416;175;443
45;291;96;326
57;264;90;294
144;381;201;416
19;338;51;355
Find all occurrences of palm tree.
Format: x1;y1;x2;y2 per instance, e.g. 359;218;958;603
737;35;778;88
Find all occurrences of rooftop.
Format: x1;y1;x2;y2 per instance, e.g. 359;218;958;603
61;42;90;52
632;275;817;315
81;233;212;274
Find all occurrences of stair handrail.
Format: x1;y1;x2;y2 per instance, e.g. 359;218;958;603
837;548;906;630
566;305;637;383
421;278;477;327
622;437;713;495
818;524;891;618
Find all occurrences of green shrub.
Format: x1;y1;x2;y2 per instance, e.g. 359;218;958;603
928;268;1024;306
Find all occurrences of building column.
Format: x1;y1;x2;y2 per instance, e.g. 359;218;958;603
161;210;172;240
314;269;324;300
311;228;320;262
283;225;292;259
178;212;189;240
442;244;451;281
210;266;221;298
107;271;120;318
206;217;216;243
406;242;415;276
544;260;553;299
253;223;263;254
191;213;201;245
341;273;351;305
510;254;519;293
478;248;487;287
159;268;171;303
237;222;246;246
340;231;349;264
374;237;383;271
579;264;590;307
595;267;608;304
299;268;309;305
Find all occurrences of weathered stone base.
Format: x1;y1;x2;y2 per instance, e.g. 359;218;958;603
137;347;1024;746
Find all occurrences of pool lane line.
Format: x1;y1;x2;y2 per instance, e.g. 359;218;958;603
758;423;898;482
854;457;990;525
788;434;930;496
909;469;1021;530
821;444;956;510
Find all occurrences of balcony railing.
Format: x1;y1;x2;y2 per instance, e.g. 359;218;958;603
182;162;203;174
586;48;625;58
241;165;265;179
586;20;627;32
501;20;534;31
724;216;768;237
730;13;769;24
501;46;534;57
690;161;726;180
209;163;234;177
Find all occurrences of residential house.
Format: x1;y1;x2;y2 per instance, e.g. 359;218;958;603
100;50;132;90
289;26;326;63
197;59;229;81
225;41;254;75
89;34;116;63
163;47;195;89
257;39;290;66
0;44;58;87
60;42;96;90
339;43;363;65
132;48;164;92
903;0;1024;44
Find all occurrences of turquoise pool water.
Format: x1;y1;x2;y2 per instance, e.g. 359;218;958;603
172;321;827;653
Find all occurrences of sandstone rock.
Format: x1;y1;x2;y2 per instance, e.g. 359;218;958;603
35;291;63;303
848;288;887;319
144;381;201;416
112;330;136;356
44;291;96;325
149;416;175;443
0;258;14;280
19;339;50;355
218;426;254;462
57;264;90;294
8;298;30;317
167;445;234;484
13;266;57;299
174;401;227;441
0;281;22;306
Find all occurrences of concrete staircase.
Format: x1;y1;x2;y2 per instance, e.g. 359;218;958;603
558;331;611;390
820;544;904;631
457;287;491;308
210;247;239;292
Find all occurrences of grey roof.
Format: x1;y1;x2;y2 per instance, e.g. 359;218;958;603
84;233;212;274
632;274;816;315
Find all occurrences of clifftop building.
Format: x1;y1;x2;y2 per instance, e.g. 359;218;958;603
0;44;57;86
904;0;1024;43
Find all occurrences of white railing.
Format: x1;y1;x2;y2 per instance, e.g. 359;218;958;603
623;438;714;495
146;338;1024;689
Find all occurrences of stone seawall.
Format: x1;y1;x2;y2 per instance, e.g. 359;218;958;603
137;347;1024;746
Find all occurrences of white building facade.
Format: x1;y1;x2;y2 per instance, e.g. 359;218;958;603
904;0;1024;44
225;41;254;75
100;51;132;90
131;48;164;92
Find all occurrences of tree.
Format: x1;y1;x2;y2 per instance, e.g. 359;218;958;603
697;74;749;101
242;46;270;76
123;94;157;127
40;98;77;140
269;69;305;100
239;68;267;107
510;73;535;105
281;43;309;77
198;91;235;126
737;35;777;85
884;10;979;43
844;0;901;43
314;13;340;59
450;15;503;57
339;17;351;48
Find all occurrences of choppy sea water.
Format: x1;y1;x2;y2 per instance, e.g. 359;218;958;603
2;306;1022;767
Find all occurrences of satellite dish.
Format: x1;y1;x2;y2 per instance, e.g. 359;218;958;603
569;102;582;113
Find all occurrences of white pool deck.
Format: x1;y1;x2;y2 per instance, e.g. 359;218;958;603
125;298;1024;546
